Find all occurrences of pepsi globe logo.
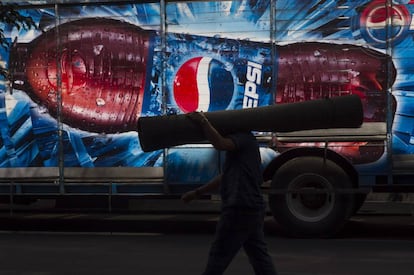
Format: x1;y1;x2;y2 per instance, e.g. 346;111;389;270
173;57;234;113
357;0;412;48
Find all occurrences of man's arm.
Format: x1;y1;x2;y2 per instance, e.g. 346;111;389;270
187;112;236;151
181;174;222;203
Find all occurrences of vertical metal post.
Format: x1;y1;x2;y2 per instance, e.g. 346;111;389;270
385;0;394;186
270;0;278;144
108;182;112;213
160;0;170;194
9;181;13;216
270;0;277;105
160;0;167;111
54;4;65;194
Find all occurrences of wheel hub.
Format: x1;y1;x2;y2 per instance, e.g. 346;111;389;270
287;173;335;222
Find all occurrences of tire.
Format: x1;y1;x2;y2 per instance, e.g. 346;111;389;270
268;156;355;238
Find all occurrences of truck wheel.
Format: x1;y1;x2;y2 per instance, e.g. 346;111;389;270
268;156;354;237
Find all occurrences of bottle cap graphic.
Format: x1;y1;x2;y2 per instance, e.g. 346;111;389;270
173;57;234;113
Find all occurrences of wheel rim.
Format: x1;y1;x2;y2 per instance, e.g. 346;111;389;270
286;173;335;222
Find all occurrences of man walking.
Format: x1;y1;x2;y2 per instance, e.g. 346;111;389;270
181;111;278;275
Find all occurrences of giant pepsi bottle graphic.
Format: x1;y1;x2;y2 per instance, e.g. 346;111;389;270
8;18;395;135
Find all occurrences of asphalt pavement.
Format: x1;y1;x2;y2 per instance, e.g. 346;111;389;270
0;201;413;275
0;198;412;238
0;197;413;275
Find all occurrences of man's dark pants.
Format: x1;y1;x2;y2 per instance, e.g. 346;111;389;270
202;208;278;275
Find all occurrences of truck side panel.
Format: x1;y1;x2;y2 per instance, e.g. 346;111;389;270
0;0;413;195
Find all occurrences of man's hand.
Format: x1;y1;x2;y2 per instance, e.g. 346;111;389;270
181;190;199;203
187;111;236;151
187;111;208;125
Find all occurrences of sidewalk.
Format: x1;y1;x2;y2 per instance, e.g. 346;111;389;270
360;192;414;215
1;192;414;215
0;196;412;236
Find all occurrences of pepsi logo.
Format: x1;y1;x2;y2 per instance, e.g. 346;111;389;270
357;0;412;48
173;57;234;113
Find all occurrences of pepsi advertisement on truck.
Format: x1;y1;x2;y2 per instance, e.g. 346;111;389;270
0;0;413;182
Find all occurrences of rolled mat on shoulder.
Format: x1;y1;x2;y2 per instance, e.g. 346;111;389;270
137;95;363;152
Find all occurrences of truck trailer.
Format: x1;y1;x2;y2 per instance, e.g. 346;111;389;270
0;0;413;237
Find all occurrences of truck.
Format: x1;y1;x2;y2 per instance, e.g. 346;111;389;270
0;0;412;237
